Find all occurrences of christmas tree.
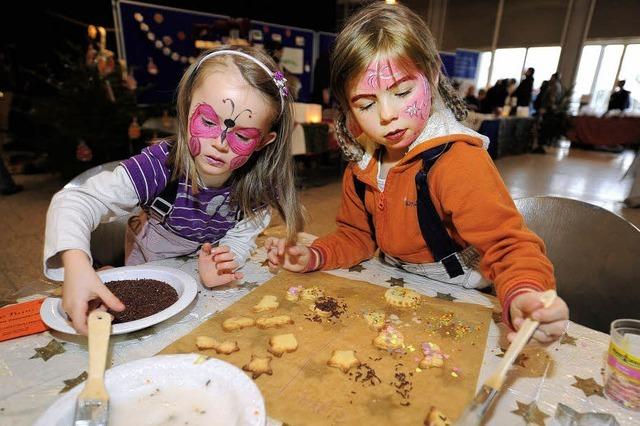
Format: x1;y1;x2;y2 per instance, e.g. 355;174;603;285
29;30;141;178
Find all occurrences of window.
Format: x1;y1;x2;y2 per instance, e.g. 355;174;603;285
489;48;526;86
591;44;624;113
476;51;492;90
523;47;561;90
573;45;602;106
617;44;640;112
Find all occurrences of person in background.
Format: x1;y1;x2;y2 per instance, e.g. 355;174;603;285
482;79;508;115
514;67;535;108
607;80;631;113
533;80;549;115
477;88;487;113
543;73;563;112
464;85;480;112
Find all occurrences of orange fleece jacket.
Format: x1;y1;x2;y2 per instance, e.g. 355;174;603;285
310;134;555;308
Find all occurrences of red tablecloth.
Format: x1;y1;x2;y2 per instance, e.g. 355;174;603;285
567;116;640;146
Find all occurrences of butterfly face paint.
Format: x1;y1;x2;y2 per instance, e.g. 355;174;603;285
188;99;263;170
350;58;431;151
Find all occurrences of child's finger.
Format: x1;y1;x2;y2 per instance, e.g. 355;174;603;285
70;303;89;335
96;285;125;312
210;245;231;256
277;239;286;256
264;237;276;250
216;273;238;286
201;242;212;255
234;271;244;280
287;245;304;256
531;299;569;323
213;252;235;263
267;248;280;266
217;261;239;271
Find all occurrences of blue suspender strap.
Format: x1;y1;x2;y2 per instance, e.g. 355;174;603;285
148;178;179;223
416;144;465;278
353;175;377;245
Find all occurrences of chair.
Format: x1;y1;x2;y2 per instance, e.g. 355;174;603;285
514;196;640;333
65;160;137;267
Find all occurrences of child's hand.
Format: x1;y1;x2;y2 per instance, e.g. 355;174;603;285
198;243;243;288
61;249;125;335
508;290;569;343
264;237;311;273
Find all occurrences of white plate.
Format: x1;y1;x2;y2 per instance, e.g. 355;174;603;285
40;265;198;335
34;354;266;426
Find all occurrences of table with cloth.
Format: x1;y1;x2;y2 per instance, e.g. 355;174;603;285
0;236;638;425
567;116;640;147
476;116;536;159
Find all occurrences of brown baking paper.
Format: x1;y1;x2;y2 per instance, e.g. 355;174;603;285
159;271;491;425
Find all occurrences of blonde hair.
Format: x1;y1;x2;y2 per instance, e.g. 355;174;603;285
331;2;468;161
169;45;303;242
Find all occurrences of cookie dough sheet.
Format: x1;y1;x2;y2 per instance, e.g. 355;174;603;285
160;271;491;425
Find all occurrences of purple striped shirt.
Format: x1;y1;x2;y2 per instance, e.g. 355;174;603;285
121;141;237;243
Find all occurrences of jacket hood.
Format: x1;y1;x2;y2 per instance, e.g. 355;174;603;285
356;98;490;170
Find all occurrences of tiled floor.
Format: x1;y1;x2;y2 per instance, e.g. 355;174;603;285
1;145;638;304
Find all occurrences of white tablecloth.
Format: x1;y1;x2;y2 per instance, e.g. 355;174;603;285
1;247;638;425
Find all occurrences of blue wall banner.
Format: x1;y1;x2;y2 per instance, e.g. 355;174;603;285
453;49;480;80
117;1;315;103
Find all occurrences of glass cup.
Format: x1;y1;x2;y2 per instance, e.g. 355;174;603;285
604;319;640;411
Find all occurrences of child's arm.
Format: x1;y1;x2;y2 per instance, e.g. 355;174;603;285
305;166;377;270
44;166;137;334
432;144;562;333
44;166;140;280
61;249;124;335
265;166;376;273
198;209;270;287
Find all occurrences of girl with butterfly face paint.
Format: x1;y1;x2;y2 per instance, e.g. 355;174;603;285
44;46;303;335
265;3;568;345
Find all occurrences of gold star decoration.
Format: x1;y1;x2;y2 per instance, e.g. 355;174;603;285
560;334;577;346
435;292;456;302
491;311;503;324
572;376;604;398
511;400;549;426
30;339;66;361
348;264;366;273
59;371;88;393
386;277;405;287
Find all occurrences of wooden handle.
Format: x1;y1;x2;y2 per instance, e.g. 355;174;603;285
485;290;556;390
87;310;112;380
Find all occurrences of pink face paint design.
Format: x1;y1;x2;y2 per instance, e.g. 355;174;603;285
226;127;262;156
403;75;431;121
189;103;222;156
350;58;432;149
366;63;403;89
188;101;263;159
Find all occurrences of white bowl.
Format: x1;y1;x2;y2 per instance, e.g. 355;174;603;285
40;265;198;335
34;354;266;426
